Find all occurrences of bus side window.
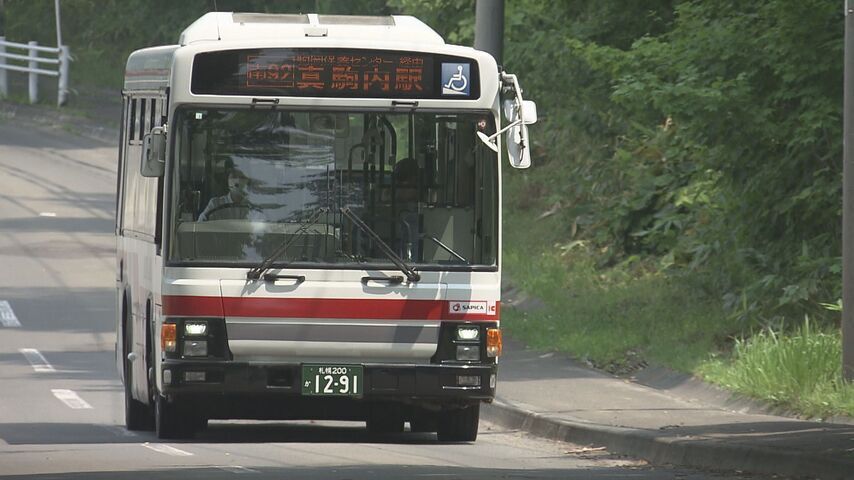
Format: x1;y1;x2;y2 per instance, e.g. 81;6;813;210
116;96;128;235
149;98;157;130
138;98;147;141
128;98;137;142
159;97;168;126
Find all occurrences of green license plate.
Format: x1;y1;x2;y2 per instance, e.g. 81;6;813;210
301;365;363;396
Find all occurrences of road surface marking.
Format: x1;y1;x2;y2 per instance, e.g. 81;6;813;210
0;301;21;327
51;389;93;409
143;443;194;456
19;348;55;372
214;466;260;474
39;212;57;217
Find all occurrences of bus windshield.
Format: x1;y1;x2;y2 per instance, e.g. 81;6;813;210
168;107;498;270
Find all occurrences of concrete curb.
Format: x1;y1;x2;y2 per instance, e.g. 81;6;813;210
482;399;853;480
628;364;854;427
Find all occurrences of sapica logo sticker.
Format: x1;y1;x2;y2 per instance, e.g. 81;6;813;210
448;301;490;315
441;63;471;96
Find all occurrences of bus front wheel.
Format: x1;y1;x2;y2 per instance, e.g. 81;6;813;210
155;395;194;440
437;404;480;442
124;372;153;430
124;310;153;431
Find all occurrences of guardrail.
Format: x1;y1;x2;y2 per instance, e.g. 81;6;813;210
0;36;70;107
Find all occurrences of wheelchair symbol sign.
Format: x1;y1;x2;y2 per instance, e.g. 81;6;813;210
441;63;471;96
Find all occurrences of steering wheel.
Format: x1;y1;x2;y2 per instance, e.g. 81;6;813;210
204;203;262;221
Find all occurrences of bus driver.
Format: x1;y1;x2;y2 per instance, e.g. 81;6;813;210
198;168;250;221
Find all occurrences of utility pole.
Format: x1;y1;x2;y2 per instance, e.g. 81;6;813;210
54;0;62;49
474;0;504;64
843;0;854;381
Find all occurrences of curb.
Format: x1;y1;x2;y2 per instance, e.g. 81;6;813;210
628;364;854;427
482;399;853;480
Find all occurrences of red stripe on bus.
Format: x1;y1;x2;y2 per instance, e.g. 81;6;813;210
161;295;499;321
162;295;224;317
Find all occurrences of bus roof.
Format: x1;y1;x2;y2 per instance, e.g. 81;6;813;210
125;13;449;92
179;12;445;46
124;12;499;110
124;45;179;92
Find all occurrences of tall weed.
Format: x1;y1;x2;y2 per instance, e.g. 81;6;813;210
700;318;854;418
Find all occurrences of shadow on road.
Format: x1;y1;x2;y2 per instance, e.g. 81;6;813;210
0;421;443;447
0;465;657;480
0;287;114;333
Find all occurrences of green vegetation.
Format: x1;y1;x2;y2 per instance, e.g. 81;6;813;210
501;189;739;374
0;0;392;88
700;319;854;418
393;0;850;417
1;0;849;416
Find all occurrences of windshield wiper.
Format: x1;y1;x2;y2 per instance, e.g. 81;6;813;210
422;234;468;263
246;207;327;281
339;207;420;283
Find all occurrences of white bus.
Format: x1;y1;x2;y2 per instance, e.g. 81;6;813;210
116;12;536;441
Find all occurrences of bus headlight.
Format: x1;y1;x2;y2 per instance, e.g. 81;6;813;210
184;321;207;336
456;325;480;341
183;340;208;357
456;345;480;361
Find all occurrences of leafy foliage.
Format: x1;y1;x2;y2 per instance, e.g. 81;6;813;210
0;0;391;85
499;0;841;328
0;0;843;328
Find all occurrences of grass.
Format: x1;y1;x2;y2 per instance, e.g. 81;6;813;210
71;51;125;89
500;165;853;418
699;319;854;418
501;220;736;373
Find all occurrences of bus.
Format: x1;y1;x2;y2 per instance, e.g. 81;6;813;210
116;12;536;442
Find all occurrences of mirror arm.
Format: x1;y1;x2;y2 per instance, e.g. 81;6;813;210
500;72;527;126
486;118;522;142
476;117;522;152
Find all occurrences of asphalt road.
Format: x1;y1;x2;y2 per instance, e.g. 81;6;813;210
0;120;750;479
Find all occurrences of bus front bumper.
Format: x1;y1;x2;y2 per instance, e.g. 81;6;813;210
160;360;497;401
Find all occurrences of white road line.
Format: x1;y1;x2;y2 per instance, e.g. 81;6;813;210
214;466;260;474
19;348;55;372
0;301;21;327
51;389;93;409
143;443;194;457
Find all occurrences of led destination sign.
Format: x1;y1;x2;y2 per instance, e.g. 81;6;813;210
191;48;480;99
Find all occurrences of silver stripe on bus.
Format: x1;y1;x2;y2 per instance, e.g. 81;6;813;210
228;340;438;362
226;321;438;344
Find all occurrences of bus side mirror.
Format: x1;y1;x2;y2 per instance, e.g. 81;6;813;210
476;99;537;169
141;126;166;177
505;100;536;169
504;99;538;126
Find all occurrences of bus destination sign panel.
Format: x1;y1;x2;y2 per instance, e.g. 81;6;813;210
192;48;480;100
246;51;429;94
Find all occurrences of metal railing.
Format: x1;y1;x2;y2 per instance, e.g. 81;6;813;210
0;36;71;107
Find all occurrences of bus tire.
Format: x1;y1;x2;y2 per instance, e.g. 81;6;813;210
155;395;194;439
437;404;479;442
124;375;153;430
124;309;153;431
